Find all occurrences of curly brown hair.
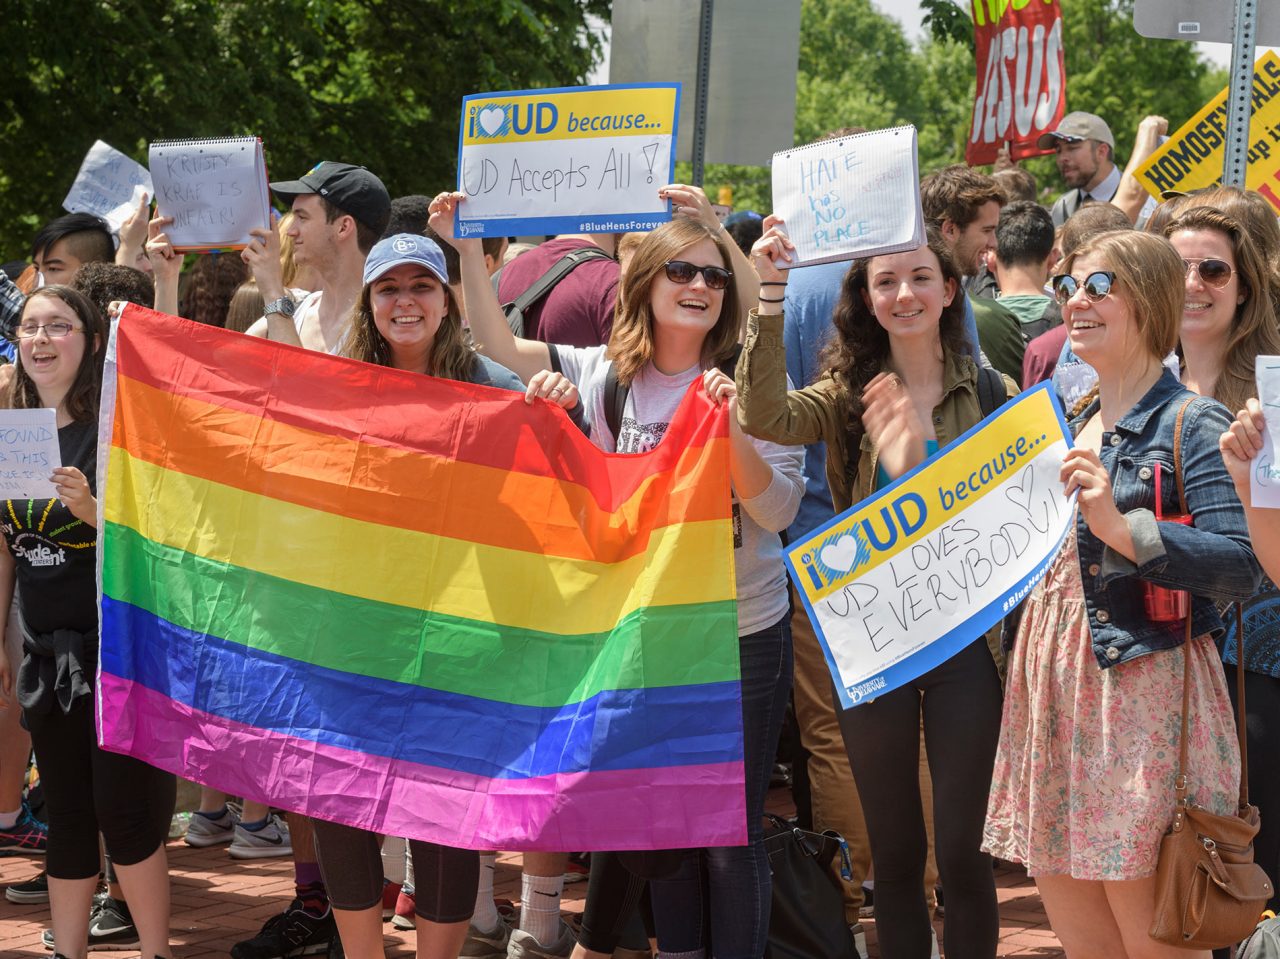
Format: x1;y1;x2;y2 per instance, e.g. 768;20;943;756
606;218;740;386
180;253;249;327
819;229;970;453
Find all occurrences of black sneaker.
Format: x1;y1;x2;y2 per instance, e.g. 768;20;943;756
5;869;48;903
41;895;139;951
230;898;336;959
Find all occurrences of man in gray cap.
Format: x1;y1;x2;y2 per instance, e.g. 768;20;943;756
1038;112;1122;227
242;160;391;353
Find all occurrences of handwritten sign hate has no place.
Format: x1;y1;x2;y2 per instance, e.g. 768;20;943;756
788;384;1074;708
149;137;271;251
455;83;680;238
771;126;925;269
0;410;61;501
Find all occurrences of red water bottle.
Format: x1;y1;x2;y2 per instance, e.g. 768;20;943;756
1142;462;1192;622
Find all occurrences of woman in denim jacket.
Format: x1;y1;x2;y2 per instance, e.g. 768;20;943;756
984;230;1261;959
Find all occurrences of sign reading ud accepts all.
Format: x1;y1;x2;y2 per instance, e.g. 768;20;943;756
966;0;1067;165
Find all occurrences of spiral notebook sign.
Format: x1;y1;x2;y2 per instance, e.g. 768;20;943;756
148;137;271;251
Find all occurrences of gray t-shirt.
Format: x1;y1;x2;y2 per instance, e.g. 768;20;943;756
552;345;804;635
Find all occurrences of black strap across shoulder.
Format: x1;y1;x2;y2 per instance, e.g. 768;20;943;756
501;247;613;336
603;344;743;442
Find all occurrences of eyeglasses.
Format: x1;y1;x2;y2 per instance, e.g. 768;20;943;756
664;260;732;291
1182;257;1235;289
1052;271;1116;305
15;322;83;339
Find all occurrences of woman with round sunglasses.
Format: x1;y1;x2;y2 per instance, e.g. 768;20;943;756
0;287;177;959
428;190;803;959
982;230;1259;959
306;233;566;959
1164;205;1280;924
737;221;1014;959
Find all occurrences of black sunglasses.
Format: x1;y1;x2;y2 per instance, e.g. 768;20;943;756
664;260;732;291
1182;257;1235;289
1052;270;1116;305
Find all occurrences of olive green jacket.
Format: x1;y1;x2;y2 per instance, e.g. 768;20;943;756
735;309;1012;513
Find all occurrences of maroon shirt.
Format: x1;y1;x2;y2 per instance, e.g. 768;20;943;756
497;238;620;348
1022;323;1068;388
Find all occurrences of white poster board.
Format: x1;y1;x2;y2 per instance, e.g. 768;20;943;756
149;137;270;251
1252;355;1280;508
0;410;61;501
771;126;925;269
454;84;680;238
788;384;1073;708
62;141;153;233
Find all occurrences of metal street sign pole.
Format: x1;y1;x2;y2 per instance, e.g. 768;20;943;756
691;0;715;187
1223;0;1259;187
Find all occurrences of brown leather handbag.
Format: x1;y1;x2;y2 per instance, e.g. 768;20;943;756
1149;400;1274;949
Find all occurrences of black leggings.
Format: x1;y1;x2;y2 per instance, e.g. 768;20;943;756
312;818;478;923
26;694;176;880
836;638;1002;959
576;853;654;953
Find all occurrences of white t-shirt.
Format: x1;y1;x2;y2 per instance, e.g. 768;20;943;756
553;345;804;635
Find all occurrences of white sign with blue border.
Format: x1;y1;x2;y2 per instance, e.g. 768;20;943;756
788;382;1075;708
454;83;680;238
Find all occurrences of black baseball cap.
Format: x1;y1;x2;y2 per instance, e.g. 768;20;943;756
270;161;391;235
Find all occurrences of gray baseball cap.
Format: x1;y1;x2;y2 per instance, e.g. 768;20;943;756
1037;112;1115;150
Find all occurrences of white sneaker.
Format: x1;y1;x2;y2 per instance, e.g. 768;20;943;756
849;921;867;959
507;921;576;958
228;814;293;859
184;806;239;847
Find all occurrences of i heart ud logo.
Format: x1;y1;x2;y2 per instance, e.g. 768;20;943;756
820;534;861;573
477;106;508;138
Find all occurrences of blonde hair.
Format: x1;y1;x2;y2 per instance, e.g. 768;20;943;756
1164;205;1280;413
278;213;300;288
225;279;264;334
606;219;740;387
1061;230;1183;363
340;281;477;383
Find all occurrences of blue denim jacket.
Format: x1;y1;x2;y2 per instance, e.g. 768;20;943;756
1070;370;1261;669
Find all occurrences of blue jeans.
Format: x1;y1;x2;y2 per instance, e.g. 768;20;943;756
649;614;793;958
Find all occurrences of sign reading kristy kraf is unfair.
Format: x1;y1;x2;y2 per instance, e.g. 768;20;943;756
455;83;680;238
788;384;1074;709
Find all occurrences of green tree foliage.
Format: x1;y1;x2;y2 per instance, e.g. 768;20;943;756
0;0;607;258
701;0;1228;213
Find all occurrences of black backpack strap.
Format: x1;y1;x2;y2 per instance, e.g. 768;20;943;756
502;247;613;337
976;365;1005;418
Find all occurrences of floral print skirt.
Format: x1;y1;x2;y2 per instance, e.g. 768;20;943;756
983;523;1240;880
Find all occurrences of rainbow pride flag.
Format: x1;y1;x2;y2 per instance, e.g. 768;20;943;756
97;305;744;850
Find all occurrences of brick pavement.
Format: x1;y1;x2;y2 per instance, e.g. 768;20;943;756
0;801;1064;957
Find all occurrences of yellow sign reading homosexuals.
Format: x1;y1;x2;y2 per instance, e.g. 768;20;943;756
1135;52;1280;213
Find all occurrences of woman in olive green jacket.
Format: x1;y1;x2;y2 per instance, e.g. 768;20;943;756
736;219;1009;959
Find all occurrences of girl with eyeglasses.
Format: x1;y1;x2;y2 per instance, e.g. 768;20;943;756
736;222;1012;959
428;190;803;959
1164;204;1280;925
982;230;1260;959
0;287;177;959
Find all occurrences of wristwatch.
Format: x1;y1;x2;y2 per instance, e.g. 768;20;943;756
264;295;297;318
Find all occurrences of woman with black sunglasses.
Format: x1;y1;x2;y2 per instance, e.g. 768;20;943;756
982;229;1259;959
428;189;803;959
1165;204;1280;928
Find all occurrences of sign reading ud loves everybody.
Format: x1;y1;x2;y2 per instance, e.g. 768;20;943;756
454;83;681;238
788;383;1074;709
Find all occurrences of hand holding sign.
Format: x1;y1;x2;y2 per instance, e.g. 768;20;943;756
428;192;481;256
1061;447;1130;555
1220;398;1266;497
748;217;794;287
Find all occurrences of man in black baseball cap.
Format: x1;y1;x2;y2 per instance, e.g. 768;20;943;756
270;161;391;240
240;161;390;354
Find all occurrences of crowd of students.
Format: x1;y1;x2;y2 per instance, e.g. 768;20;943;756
0;105;1279;959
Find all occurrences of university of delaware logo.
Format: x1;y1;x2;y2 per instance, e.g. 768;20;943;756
467;102;558;139
797;490;928;590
